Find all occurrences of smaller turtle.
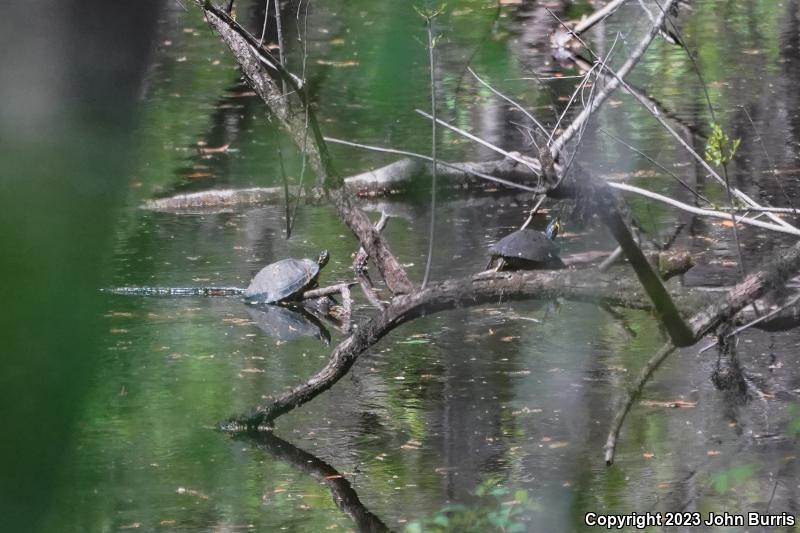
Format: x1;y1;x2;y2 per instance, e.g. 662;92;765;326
487;218;565;271
244;250;329;304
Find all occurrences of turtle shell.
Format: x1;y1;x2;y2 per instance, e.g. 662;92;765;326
244;257;320;304
489;228;561;263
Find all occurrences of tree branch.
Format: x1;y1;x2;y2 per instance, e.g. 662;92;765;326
222;267;666;430
604;239;800;465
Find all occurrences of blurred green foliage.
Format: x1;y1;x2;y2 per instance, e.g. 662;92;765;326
404;479;537;533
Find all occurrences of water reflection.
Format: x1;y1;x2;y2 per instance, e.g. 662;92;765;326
247;304;331;344
242;432;391;532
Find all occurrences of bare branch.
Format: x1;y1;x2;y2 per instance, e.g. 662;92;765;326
422;14;438;290
688;240;800;339
468;67;548;137
224;267;658;429
325;137;540;192
415;109;542;176
572;0;626;37
551;0;678;156
609;183;800;237
605;239;800;464
590;44;800;234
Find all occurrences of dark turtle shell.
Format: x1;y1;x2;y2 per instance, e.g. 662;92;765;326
244;257;320;304
489;228;562;267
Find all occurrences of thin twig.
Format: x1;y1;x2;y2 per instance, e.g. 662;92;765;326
258;0;271;45
422;11;439;290
547;63;597;146
275;0;285;68
275;129;292;237
571;0;626;36
324;136;538;192
509;75;589;81
651;0;715;121
739;104;798;216
559;32;622;177
550;0;678;156
414;110;541;175
599;128;712;205
598;246;624;272
520;195;547;230
609;182;800;236
468;67;548;137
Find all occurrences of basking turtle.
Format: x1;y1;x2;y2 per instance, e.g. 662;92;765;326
487;218;565;271
244;250;329;304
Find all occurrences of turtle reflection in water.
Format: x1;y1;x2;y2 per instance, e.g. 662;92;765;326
243;250;340;343
487;218;565;271
244;250;329;304
246;305;331;344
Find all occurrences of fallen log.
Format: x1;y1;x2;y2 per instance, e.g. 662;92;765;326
142;153;540;211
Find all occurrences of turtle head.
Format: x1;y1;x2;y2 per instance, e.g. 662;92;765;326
317;250;330;268
545;217;561;241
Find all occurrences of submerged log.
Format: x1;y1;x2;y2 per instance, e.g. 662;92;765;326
142;153;540;211
143;186;312;211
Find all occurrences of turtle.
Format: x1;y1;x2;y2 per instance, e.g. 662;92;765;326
486;218;565;271
244;250;329;304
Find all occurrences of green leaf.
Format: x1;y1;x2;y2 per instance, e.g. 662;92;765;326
704;122;740;167
404;521;423;533
433;514;450;527
730;137;741;158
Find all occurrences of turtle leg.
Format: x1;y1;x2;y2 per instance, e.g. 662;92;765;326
494;258;506;272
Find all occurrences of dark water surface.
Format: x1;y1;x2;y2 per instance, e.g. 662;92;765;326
48;1;800;531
